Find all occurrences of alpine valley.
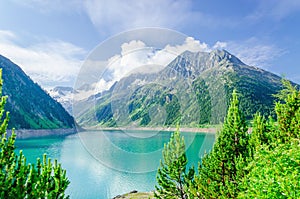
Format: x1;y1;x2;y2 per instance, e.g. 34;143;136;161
75;49;289;128
0;54;74;129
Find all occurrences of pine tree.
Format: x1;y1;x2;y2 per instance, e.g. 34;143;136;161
274;79;300;143
248;113;276;155
193;90;249;198
155;127;194;199
238;139;300;198
0;69;69;198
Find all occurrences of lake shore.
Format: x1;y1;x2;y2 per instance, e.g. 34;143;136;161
7;128;77;139
82;126;219;134
6;126;218;140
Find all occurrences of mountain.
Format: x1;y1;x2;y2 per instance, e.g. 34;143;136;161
0;54;75;129
48;86;78;114
76;49;286;128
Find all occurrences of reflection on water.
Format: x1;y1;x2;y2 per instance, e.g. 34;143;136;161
14;130;215;199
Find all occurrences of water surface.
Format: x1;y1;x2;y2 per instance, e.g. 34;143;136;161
15;130;215;198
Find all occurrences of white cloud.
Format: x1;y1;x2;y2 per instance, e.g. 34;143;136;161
95;79;114;93
0;30;86;89
91;37;210;93
82;0;193;33
148;37;210;68
164;37;210;54
220;38;285;68
213;41;227;49
120;40;146;55
103;42;153;84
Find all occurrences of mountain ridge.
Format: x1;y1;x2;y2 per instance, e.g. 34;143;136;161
75;49;287;128
0;54;75;129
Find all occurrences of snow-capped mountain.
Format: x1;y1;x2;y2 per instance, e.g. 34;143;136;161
48;86;78;115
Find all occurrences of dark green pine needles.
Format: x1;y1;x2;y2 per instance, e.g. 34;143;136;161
155;127;194;199
193;90;250;198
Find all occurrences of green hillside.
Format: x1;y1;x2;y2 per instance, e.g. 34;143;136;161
0;55;74;129
77;50;286;128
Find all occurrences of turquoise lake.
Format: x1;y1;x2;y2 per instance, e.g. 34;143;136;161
14;130;215;199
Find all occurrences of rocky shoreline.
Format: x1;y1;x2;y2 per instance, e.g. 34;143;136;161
83;126;219;134
5;126;219;140
6;128;77;139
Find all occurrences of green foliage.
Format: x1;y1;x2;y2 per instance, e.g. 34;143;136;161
155;127;194;199
239;80;300;198
156;80;300;198
164;96;181;126
192;90;249;198
274;79;300;143
193;78;211;125
82;70;282;128
224;72;279;120
0;69;69;198
121;84;181;127
248;113;276;154
95;103;116;126
238;140;300;198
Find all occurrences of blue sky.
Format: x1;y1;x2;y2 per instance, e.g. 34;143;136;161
0;0;300;89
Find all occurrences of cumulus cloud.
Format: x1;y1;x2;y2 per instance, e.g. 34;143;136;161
120;40;146;55
0;30;86;89
100;41;154;89
164;37;210;54
91;37;210;93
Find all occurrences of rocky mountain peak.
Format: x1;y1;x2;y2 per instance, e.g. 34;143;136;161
76;48;289;128
209;49;244;66
166;49;245;78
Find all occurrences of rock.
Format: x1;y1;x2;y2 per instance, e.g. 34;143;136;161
129;190;138;194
